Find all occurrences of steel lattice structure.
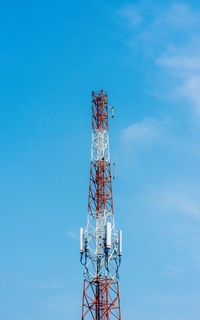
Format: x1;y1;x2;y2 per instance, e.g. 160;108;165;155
80;90;122;320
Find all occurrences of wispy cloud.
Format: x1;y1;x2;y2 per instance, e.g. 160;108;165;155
44;293;80;318
116;4;200;315
157;54;200;116
35;280;68;289
66;230;78;241
163;264;182;276
145;179;200;219
182;76;200;117
118;5;142;28
172;225;200;270
161;190;200;218
118;2;200;118
145;184;200;270
157;3;199;30
157;55;200;74
121;118;169;145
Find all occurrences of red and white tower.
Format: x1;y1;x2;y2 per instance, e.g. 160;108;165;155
80;90;122;320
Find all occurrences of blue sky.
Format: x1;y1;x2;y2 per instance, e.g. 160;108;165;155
0;1;200;319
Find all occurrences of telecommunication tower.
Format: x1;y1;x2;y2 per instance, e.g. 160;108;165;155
80;90;122;320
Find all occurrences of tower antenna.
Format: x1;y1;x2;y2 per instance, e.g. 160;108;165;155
80;90;122;320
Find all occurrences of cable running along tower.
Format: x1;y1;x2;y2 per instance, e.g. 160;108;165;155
80;90;122;320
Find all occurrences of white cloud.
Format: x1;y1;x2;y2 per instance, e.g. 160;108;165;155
157;54;200;116
172;225;200;270
66;230;78;241
157;55;200;74
182;76;200;116
118;2;200;118
121;118;166;144
154;3;200;117
163;191;200;217
35;280;68;289
118;2;200;40
159;3;199;30
44;293;80;318
193;253;200;270
144;184;200;270
145;181;200;223
118;5;142;28
163;264;182;276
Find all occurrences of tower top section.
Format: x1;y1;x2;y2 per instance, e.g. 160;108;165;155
92;90;109;131
91;90;111;162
